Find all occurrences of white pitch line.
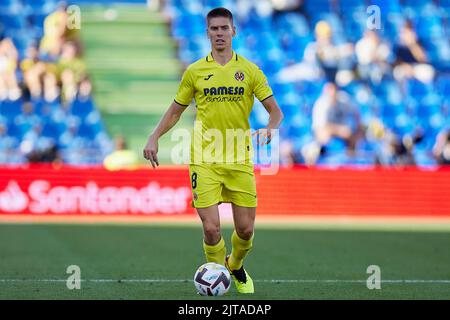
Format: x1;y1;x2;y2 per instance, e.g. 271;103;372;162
0;279;450;284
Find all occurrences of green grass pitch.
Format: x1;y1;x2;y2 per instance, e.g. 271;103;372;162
0;223;449;299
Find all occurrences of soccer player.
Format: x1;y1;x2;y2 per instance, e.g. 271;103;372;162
143;7;283;294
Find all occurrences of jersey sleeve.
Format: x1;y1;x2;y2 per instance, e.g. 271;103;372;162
253;67;273;102
174;68;194;106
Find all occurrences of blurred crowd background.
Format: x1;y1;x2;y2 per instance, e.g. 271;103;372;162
165;0;450;166
0;0;113;165
0;0;449;167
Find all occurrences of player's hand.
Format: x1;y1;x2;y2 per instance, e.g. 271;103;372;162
143;136;159;168
253;128;272;146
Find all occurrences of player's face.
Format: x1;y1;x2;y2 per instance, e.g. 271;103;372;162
207;17;236;51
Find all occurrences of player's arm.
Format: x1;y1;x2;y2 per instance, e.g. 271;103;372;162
144;66;194;168
255;96;284;145
143;101;188;168
252;65;284;146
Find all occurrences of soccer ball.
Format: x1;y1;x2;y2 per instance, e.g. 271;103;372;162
193;262;231;296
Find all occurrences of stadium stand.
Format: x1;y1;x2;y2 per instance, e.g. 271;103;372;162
165;0;450;166
0;0;113;165
1;0;449;167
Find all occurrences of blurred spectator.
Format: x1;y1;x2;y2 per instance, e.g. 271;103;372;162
57;41;86;82
103;135;139;170
19;123;57;163
304;20;354;83
279;138;302;167
21;45;47;100
43;71;60;103
20;44;40;74
432;128;450;165
0;38;21;100
302;82;363;164
300;83;363;164
376;132;416;165
14;101;41;136
38;71;62;119
0;122;22;163
58;119;84;150
77;76;93;101
276;20;353;83
26;143;62;164
355;30;392;85
393;21;435;84
235;0;274;21
60;68;78;105
271;0;304;13
312;82;363;150
0;0;107;166
39;2;69;58
39;1;80;59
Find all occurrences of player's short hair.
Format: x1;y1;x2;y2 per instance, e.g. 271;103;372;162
206;7;234;26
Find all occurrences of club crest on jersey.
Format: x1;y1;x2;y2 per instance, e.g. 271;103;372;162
234;71;245;81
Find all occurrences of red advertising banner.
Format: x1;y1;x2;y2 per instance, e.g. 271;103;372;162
0;165;194;216
0;165;449;217
255;166;450;216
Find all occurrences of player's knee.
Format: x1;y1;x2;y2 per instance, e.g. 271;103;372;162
235;227;254;241
203;223;221;244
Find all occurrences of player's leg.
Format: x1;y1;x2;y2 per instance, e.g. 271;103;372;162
224;204;255;294
222;164;257;270
220;164;257;293
228;204;255;271
190;164;227;266
197;205;227;265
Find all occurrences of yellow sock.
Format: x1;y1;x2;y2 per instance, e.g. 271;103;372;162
228;230;253;271
203;237;226;266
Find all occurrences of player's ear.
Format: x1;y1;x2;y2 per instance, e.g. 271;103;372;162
232;25;236;37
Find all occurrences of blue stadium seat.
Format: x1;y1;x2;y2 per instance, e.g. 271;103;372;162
436;74;450;96
274;12;309;37
382;13;405;42
70;98;95;118
29;12;47;29
381;103;407;119
405;79;434;101
5;122;22;139
371;0;402;13
402;0;433;9
416;102;441;119
304;0;333;16
0;99;23;119
0;13;27;29
286;116;310;141
77;123;96;140
41;122;62;139
323;137;347;153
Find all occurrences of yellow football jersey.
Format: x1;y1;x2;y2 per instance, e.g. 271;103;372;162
175;51;273;164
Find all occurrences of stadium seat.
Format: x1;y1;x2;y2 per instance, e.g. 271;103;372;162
70;98;95;118
405;79;434;101
0;99;23;119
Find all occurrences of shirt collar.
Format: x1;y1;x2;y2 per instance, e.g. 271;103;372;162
206;51;237;62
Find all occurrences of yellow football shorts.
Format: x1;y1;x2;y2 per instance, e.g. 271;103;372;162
189;163;257;208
